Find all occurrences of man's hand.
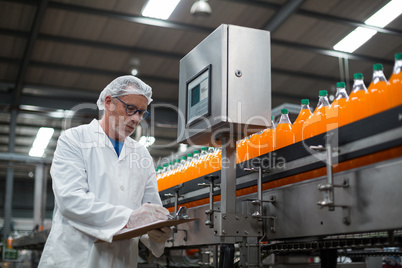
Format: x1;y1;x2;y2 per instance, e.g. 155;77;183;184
127;203;169;229
147;227;172;243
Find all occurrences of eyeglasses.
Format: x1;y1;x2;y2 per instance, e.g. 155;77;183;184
115;97;150;120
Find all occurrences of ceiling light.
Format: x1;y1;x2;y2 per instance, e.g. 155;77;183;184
131;68;139;76
190;0;211;16
333;27;377;53
138;136;156;147
333;0;402;53
365;0;402;28
29;127;54;157
142;0;180;20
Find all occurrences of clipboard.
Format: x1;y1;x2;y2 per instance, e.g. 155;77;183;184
94;218;198;243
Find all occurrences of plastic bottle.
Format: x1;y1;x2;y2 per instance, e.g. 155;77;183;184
304;90;331;138
188;150;200;180
367;64;389;116
170;159;180;183
388;53;402;108
249;130;263;159
327;82;349;129
275;109;295;149
260;116;276;155
176;156;187;185
210;148;221;172
345;73;369;124
293;99;312;142
182;153;193;183
198;147;208;177
236;137;250;163
204;147;216;174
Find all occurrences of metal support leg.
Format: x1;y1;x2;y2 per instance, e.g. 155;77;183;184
220;136;237;214
219;244;235;268
320;249;337;268
4;109;17;243
34;163;45;229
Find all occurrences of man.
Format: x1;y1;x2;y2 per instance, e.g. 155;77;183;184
39;76;172;267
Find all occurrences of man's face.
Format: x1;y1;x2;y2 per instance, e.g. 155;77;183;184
108;93;148;140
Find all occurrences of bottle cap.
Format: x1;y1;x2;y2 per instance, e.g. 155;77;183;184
319;90;328;97
201;146;207;151
163;163;168;167
174;159;180;163
271;115;274;120
169;161;173;165
336;82;345;88
373;63;383;71
354;73;363;79
157;166;162;170
187;153;193;157
395;53;402;60
180;156;186;161
301;99;309;105
193;150;199;155
281;108;289;114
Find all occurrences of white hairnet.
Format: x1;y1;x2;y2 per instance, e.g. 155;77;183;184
97;75;153;110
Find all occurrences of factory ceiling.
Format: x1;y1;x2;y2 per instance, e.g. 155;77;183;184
0;0;401;178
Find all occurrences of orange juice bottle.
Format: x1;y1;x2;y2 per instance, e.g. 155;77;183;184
275;109;295;149
293;99;312;142
176;156;187;185
327;82;349;129
388;53;402;108
260;116;276;154
345;73;369;124
189;150;200;179
156;166;163;189
204;147;216;174
179;154;192;184
197;147;208;177
248;131;263;159
210;148;221;172
367;64;389;116
236;137;250;163
304;90;331;138
170;159;180;183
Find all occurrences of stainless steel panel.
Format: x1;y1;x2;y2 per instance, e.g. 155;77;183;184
177;24;271;146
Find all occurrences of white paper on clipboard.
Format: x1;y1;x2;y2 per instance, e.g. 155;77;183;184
94;218;198;243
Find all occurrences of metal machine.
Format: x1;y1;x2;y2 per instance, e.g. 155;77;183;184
159;24;402;267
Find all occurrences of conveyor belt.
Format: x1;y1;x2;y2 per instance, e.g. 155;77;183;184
161;106;402;210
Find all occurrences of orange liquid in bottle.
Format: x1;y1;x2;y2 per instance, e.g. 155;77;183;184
260;128;275;155
367;81;389;115
293;100;312;142
276;124;294;149
248;132;262;159
236;138;250;163
304;91;330;138
389;71;402;108
327;98;347;129
275;109;294;149
367;65;390;116
345;90;368;124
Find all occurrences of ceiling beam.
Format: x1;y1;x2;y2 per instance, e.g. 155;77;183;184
0;26;393;67
12;0;49;108
263;0;305;33
47;1;212;33
220;0;402;37
297;9;402;37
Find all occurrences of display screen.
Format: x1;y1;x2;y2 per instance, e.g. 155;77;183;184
186;66;211;126
191;85;200;107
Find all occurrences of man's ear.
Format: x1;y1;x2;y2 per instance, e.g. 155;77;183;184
104;95;115;111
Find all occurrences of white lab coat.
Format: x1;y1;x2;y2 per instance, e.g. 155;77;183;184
39;119;162;268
